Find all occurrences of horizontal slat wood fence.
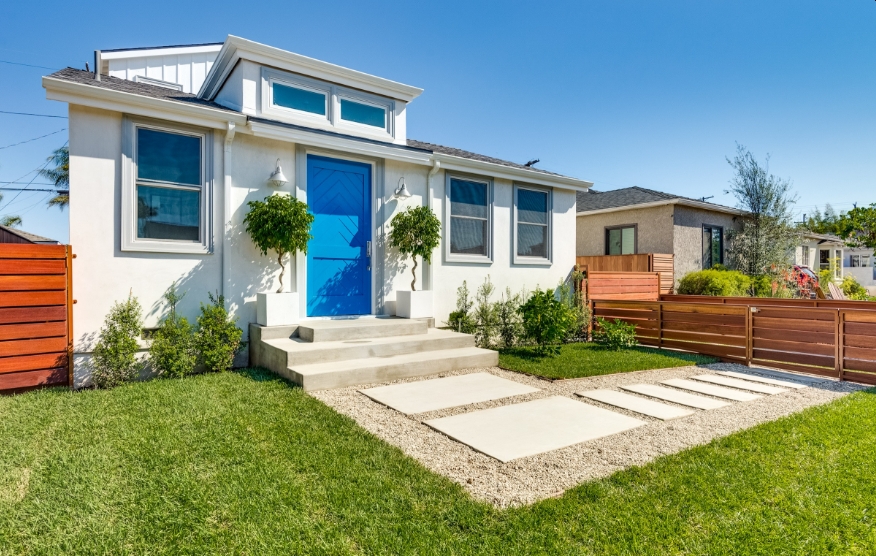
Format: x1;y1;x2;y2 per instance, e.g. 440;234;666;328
0;244;72;393
592;298;876;386
577;254;674;294
585;272;660;302
661;294;876;311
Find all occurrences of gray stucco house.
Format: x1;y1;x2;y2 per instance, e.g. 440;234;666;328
576;186;744;285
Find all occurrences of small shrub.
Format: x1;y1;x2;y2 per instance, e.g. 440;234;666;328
593;317;637;350
196;292;245;372
677;269;751;296
447;280;476;334
150;283;198;378
473;276;499;348
558;272;589;342
518;289;575;355
842;275;875;301
495;287;524;348
91;294;143;388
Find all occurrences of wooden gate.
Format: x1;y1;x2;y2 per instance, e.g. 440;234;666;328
0;244;72;393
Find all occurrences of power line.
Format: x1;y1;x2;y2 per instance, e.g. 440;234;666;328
0;59;59;71
0;141;65;212
0;187;67;192
0;181;56;186
0;110;67;119
0;128;67;150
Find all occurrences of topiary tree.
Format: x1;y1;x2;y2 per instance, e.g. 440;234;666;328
387;205;441;291
244;194;314;293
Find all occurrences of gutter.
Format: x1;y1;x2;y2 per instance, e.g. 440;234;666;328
423;159;441;291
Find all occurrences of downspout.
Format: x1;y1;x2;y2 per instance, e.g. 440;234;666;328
222;122;236;301
424;158;440;291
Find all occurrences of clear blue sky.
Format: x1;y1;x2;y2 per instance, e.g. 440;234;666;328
2;0;875;243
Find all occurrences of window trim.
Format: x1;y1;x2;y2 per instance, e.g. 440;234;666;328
121;116;213;254
444;172;493;264
512;183;552;265
263;70;332;124
702;224;724;269
604;224;638;255
802;245;810;267
334;85;394;137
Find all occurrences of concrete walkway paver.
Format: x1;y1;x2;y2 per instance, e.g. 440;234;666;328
715;370;809;389
692;374;788;395
620;384;731;409
576;389;695;420
662;378;761;401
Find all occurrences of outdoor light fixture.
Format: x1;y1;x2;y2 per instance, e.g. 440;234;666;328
392;176;412;200
267;159;288;187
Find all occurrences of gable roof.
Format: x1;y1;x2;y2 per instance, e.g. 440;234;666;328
576;186;744;216
0;225;58;244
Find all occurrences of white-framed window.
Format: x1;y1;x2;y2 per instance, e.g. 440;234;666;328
264;70;332;125
121;117;212;254
445;174;492;263
850;254;871;268
802;245;810;266
513;184;551;264
335;86;393;137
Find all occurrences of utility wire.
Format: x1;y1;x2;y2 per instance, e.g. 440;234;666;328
0;141;65;212
0;187;67;192
0;110;67;119
0;181;56;186
0;59;59;71
0;128;67;150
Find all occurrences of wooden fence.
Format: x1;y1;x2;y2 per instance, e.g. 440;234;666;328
0;244;72;393
585;272;660;302
661;294;876;311
592;298;876;386
577;254;674;294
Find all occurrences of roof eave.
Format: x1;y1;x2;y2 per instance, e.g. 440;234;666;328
433;153;592;191
577;198;745;216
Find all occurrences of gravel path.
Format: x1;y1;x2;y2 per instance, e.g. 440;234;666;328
311;363;866;508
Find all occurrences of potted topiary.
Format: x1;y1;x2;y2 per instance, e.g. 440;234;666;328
387;205;441;318
244;193;314;326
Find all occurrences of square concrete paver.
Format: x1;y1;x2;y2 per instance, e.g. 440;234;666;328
662;378;761;401
576;389;695;420
691;374;788;395
715;370;808;389
424;396;646;462
359;372;539;414
620;384;731;410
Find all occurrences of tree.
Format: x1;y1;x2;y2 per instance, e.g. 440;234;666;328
836;203;876;254
0;212;22;228
387;205;441;291
804;204;841;235
724;144;799;276
38;146;69;208
244;194;314;293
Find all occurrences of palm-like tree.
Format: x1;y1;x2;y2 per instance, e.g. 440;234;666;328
39;146;69;208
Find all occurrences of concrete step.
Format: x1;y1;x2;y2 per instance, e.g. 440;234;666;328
263;328;476;367
298;317;428;342
281;346;499;391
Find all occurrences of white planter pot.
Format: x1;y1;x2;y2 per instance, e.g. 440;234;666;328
396;290;432;319
256;292;299;326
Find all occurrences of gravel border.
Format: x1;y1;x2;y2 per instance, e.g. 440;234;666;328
311;363;866;508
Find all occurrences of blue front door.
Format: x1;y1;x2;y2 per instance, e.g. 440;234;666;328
306;155;372;316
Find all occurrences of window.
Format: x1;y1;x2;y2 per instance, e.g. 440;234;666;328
802;245;810;267
702;225;723;268
340;99;386;128
850;255;870;268
272;82;327;115
605;225;636;255
122;118;211;254
514;186;551;263
447;176;491;261
820;249;831;270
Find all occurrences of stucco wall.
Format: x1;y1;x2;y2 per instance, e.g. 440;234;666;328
576;205;675;257
672;205;741;283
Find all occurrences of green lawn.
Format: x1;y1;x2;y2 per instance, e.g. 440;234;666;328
498;342;718;379
1;369;874;555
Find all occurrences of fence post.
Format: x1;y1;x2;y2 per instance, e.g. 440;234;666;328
657;302;663;349
65;246;74;390
836;310;843;381
746;306;754;366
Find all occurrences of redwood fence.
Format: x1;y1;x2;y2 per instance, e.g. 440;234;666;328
584;271;660;302
592;298;876;386
577;253;674;294
0;244;73;393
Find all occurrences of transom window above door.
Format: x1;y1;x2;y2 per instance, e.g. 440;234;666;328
605;225;636;255
446;176;492;262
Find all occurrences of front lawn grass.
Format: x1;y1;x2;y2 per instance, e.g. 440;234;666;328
498;342;718;379
1;369;874;554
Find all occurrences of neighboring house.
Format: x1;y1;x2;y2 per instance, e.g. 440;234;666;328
845;247;876;292
793;232;844;281
0;225;59;244
42;36;592;380
576;186;744;285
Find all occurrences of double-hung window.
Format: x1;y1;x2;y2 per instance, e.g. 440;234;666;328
802;245;810;267
123;118;211;253
446;176;491;261
514;185;551;263
605;225;636;255
702;225;723;268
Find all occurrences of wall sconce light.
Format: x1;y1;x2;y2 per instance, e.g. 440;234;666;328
267;159;288;187
392;176;412;200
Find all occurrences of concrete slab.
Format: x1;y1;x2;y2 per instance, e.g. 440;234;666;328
691;374;788;395
576;389;695;420
738;367;831;385
359;372;539;414
620;384;730;410
425;396;645;462
715;370;808;389
661;378;762;402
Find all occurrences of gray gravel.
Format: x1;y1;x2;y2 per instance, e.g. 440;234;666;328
311;363;866;508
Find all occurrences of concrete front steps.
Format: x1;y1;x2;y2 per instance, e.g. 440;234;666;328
250;317;497;391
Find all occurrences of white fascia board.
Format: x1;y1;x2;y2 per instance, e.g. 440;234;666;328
248;120;433;166
100;44;222;60
576;198;745;217
432;153;593;191
42;76;247;130
201;35;423;102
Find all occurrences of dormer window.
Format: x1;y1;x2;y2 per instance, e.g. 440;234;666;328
340;98;386;128
273;82;327;116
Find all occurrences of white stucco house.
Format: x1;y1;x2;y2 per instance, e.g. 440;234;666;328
793;232;845;281
43;36;592;386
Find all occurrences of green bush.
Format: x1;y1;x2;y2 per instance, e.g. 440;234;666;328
677;269;751;296
558;272;589;342
842;275;875;301
592;318;638;350
196;292;245;372
495;287;524;348
150;283;198;379
446;280;476;334
91;294;143;388
518;289;575;355
473;276;499;348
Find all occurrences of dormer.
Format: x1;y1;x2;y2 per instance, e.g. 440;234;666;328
99;43;223;94
202;36;422;145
